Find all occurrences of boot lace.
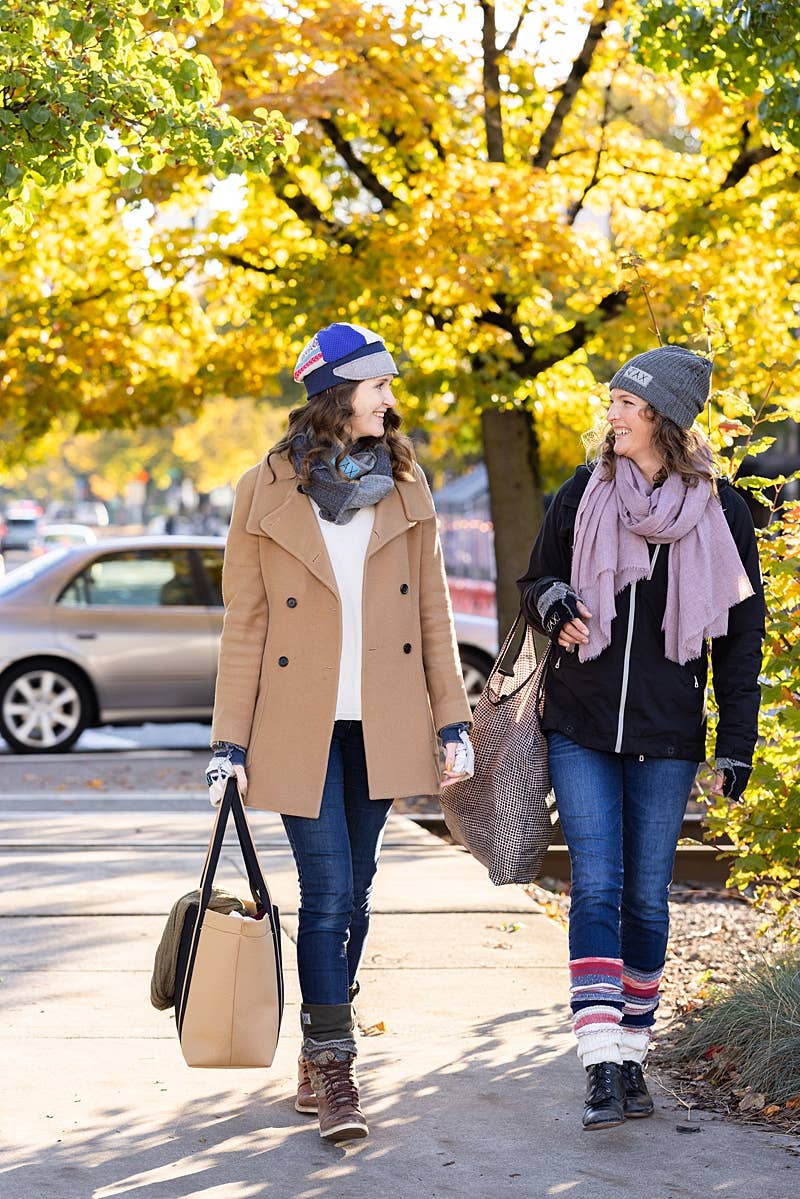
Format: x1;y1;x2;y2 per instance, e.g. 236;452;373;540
317;1056;359;1111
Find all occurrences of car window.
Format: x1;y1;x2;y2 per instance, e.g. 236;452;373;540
198;547;224;606
58;549;200;607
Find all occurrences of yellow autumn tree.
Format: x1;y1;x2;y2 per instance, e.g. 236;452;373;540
3;0;800;632
180;0;800;627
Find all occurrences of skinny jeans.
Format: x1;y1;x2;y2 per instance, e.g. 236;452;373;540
282;720;392;1006
547;731;698;1032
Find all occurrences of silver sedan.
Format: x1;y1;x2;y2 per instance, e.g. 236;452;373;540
0;536;497;753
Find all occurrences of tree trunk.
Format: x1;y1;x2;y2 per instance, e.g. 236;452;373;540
480;406;545;639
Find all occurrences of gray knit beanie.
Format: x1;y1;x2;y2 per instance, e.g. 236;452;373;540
609;346;712;428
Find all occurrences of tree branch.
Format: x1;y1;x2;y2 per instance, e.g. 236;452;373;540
501;0;535;56
720;122;780;189
479;0;505;163
221;253;280;276
318;116;401;209
475;288;629;376
566;79;614;226
270;162;360;249
532;0;614;171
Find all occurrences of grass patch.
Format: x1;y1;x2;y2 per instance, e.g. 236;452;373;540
674;950;800;1105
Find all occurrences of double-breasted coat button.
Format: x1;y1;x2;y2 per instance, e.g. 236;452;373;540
278;656;289;667
400;583;409;594
287;597;297;608
403;643;412;654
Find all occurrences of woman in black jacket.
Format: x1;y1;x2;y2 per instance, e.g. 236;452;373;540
518;346;764;1131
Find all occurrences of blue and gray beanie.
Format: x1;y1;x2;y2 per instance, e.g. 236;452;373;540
609;345;712;429
293;323;398;398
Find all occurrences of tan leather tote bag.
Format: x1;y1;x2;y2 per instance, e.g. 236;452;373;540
174;779;284;1067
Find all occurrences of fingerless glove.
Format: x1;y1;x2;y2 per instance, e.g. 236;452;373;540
536;581;583;639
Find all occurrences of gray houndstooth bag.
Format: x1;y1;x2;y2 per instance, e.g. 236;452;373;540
440;613;556;885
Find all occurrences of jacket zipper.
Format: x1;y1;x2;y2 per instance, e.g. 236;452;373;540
614;545;661;754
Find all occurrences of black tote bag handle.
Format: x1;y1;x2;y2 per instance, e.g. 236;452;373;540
177;778;282;1035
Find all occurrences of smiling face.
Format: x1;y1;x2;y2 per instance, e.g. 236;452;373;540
607;388;658;467
345;375;397;441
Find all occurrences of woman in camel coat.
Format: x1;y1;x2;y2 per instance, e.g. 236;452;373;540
207;321;472;1143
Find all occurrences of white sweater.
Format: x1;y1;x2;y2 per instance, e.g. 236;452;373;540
311;501;375;720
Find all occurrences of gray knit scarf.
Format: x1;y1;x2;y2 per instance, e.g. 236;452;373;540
571;455;754;666
293;435;394;524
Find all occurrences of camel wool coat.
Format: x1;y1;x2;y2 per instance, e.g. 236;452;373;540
210;451;472;817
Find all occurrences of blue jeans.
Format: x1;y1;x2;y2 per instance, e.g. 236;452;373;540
547;732;698;1039
282;720;392;1006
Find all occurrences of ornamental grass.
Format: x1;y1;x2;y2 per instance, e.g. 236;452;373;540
675;950;800;1106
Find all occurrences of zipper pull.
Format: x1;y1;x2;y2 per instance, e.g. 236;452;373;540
693;675;699;689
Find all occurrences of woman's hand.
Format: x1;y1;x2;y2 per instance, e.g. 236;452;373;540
206;743;248;806
440;729;475;788
708;761;751;802
557;600;593;650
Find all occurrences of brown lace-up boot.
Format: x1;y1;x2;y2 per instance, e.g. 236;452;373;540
295;985;361;1117
295;1056;317;1114
306;1050;368;1141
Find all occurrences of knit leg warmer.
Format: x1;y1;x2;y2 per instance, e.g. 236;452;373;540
618;961;663;1063
570;956;624;1067
301;1002;357;1063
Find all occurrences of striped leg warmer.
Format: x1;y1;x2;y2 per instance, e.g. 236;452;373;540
569;956;624;1067
620;963;663;1063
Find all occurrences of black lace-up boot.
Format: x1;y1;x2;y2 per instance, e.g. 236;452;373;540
582;1061;625;1130
621;1060;655;1118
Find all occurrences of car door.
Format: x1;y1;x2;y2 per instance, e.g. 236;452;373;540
54;547;218;717
195;544;226;697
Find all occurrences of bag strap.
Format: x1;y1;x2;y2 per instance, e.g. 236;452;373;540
177;779;276;1034
496;611;527;677
488;610;551;707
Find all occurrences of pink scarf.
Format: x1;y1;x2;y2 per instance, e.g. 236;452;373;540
571;457;754;666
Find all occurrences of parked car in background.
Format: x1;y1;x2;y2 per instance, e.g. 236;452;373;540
45;501;110;528
38;524;98;552
0;504;44;553
0;536;498;753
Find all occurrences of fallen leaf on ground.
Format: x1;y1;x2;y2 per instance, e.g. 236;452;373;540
738;1091;766;1112
764;1105;782;1118
361;1021;387;1036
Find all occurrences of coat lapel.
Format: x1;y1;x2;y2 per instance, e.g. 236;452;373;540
367;468;436;561
244;454;338;597
243;453;435;582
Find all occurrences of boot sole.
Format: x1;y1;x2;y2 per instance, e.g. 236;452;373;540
295;1099;318;1114
320;1121;369;1142
624;1107;654;1119
583;1115;625;1130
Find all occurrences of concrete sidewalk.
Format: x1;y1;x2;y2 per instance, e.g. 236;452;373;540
0;793;797;1199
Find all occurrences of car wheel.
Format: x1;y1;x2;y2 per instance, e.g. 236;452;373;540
0;661;90;753
459;646;493;709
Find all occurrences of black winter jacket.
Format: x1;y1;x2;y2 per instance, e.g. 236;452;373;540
517;466;765;764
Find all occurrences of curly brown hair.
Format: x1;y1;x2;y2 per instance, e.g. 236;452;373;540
586;404;718;493
267;381;417;484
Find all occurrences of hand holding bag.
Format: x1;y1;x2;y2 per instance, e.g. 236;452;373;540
172;777;284;1067
439;613;556;885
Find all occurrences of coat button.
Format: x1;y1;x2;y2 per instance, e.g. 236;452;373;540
278;656;289;667
287;597;297;608
403;643;412;654
400;583;409;594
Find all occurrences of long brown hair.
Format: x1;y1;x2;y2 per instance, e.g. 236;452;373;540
586;405;718;493
268;381;417;484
